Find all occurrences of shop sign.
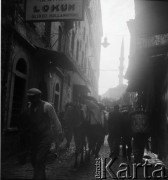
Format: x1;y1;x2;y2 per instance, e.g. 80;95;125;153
26;0;84;21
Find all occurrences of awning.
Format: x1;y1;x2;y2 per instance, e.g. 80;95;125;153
125;45;168;92
13;29;76;72
73;84;90;94
73;84;90;100
126;79;145;92
35;47;77;71
13;28;36;50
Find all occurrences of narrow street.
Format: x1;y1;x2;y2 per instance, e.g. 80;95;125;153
1;1;168;180
2;137;168;180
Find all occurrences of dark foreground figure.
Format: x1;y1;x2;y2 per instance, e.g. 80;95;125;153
107;105;123;158
18;88;62;180
130;110;150;163
121;110;132;160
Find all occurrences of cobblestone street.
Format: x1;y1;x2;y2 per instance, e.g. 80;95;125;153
2;137;99;180
2;138;99;180
2;137;168;180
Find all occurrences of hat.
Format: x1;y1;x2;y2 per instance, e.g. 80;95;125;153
27;88;42;96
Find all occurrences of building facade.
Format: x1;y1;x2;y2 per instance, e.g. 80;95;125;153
1;0;103;159
126;0;168;160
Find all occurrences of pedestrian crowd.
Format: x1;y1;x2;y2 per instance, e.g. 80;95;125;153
107;104;151;163
18;88;155;180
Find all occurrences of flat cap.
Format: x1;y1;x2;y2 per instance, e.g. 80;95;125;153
27;88;42;96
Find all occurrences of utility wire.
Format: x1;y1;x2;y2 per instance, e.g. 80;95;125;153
99;69;118;71
80;67;118;71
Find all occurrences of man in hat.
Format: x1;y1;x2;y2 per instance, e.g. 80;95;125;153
18;88;62;180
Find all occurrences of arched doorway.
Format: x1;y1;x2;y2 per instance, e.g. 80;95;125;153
8;58;28;129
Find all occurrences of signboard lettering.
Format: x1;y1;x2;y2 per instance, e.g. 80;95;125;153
26;0;84;21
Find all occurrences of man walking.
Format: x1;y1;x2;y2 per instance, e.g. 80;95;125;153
18;88;62;180
108;105;123;158
130;107;150;163
121;109;133;161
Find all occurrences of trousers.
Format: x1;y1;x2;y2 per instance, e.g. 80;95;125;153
133;133;149;163
31;136;51;180
108;135;120;157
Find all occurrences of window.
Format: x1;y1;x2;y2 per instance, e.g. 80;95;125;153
71;31;75;55
16;58;27;74
82;51;84;68
83;27;85;40
78;21;80;28
56;83;59;91
58;26;63;52
76;40;79;62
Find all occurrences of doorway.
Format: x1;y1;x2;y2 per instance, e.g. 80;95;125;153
8;58;28;129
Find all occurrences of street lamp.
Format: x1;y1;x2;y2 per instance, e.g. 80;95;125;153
101;37;110;48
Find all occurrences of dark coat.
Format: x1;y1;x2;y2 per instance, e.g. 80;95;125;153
18;101;61;147
121;111;133;138
108;111;123;137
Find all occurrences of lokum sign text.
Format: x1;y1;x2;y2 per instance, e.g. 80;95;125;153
26;0;84;21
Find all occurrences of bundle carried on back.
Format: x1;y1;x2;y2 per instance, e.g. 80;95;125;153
131;110;150;134
85;99;103;126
